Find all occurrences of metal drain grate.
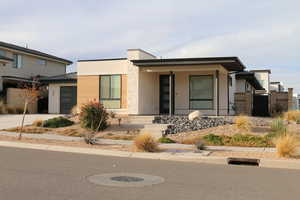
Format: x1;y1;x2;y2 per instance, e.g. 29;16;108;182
227;157;260;166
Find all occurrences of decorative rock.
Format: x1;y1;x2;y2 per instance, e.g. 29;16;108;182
153;116;231;135
188;111;202;121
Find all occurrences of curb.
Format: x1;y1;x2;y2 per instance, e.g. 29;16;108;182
0;141;299;170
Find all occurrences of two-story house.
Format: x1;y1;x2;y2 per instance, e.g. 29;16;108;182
0;41;72;92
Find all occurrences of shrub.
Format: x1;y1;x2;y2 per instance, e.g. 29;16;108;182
195;140;206;150
158;137;176;143
43;117;74;128
270;118;287;134
32;119;43;127
134;133;159;152
15;107;24;114
79;100;108;131
234;115;252;132
274;134;300;158
6;107;16;114
283;110;300;122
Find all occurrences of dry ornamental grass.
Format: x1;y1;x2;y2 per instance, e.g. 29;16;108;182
274;134;300;158
234;115;252;132
133;133;159;152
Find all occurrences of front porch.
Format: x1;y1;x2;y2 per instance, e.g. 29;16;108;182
136;65;230;116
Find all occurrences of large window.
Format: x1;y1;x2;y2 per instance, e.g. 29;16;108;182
100;75;121;109
0;50;5;56
13;54;22;68
189;75;214;109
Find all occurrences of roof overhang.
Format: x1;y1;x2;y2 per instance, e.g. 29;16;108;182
131;57;245;72
236;72;264;90
39;73;77;84
0;55;13;63
1;76;39;84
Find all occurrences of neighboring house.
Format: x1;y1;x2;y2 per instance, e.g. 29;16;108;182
40;73;77;114
0;41;72;93
250;69;271;94
75;49;247;116
270;81;285;92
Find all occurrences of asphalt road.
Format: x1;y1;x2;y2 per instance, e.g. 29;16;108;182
0;147;299;200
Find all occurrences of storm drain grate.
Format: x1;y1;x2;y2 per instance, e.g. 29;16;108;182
227;157;260;166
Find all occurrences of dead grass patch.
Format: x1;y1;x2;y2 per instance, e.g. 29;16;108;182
274;134;300;158
133;133;159;152
4;126;52;134
234;115;252;132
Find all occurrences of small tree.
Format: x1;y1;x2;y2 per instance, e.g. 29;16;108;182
18;81;41;140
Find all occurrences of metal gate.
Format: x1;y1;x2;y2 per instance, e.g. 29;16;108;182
252;94;269;116
60;86;77;114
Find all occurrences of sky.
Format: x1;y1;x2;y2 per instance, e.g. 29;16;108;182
1;0;299;92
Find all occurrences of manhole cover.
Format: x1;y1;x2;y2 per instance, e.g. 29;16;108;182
87;173;164;187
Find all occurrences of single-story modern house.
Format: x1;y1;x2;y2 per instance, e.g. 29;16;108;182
72;48;263;116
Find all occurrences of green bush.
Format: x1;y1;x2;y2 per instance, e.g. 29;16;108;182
79;100;109;131
271;118;287;134
158;137;176;143
43;117;74;128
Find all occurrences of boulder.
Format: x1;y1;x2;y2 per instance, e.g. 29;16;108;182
188;111;202;121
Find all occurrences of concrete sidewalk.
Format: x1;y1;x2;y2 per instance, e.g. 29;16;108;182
0;131;277;152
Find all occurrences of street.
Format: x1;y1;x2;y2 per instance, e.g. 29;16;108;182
0;146;299;200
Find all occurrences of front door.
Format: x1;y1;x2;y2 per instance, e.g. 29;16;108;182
252;94;269;116
159;75;174;114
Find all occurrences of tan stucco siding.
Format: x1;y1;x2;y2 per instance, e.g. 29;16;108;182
48;83;77;114
0;49;66;78
77;59;128;75
121;75;128;109
77;75;100;108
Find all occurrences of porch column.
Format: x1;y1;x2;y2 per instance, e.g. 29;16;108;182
169;71;174;115
216;70;220;116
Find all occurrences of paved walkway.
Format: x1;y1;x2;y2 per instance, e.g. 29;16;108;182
0;114;62;129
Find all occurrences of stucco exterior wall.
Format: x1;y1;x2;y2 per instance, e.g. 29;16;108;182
0;49;66;78
77;59;128;75
254;72;270;92
48;83;77;114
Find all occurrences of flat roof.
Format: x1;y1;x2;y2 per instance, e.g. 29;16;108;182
0;41;72;64
131;57;245;71
39;72;77;84
236;71;264;90
250;69;271;74
78;58;127;62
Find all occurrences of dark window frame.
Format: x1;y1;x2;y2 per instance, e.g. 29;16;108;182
189;75;214;110
100;75;122;108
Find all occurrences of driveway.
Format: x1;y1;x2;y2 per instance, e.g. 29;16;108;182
0;146;300;200
0;114;62;129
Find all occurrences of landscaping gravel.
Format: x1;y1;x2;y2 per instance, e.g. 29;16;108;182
153;116;232;134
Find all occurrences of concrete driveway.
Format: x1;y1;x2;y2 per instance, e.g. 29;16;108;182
0;114;62;129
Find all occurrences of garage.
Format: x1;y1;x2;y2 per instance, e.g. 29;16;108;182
60;86;77;114
40;73;77;114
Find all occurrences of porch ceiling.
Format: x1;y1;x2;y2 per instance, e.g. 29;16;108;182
132;57;245;72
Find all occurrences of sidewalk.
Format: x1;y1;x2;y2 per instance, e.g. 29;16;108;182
0;131;276;152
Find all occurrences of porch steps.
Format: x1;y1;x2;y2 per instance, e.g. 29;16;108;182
127;116;155;124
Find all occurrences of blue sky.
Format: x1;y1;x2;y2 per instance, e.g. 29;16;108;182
1;0;299;92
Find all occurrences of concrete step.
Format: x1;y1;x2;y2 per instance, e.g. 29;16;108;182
127;116;155;124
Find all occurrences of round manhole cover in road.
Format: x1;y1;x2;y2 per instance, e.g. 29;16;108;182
87;173;165;187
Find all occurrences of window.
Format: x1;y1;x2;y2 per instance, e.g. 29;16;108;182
189;75;214;109
0;50;5;56
13;54;22;68
37;59;47;65
100;75;121;109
